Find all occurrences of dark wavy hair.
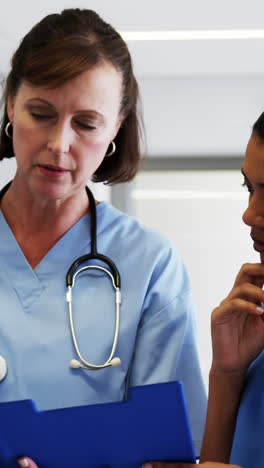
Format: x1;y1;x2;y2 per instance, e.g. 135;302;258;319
0;8;143;184
253;112;264;142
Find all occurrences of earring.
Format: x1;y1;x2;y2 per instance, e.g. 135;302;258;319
5;122;13;139
105;141;116;157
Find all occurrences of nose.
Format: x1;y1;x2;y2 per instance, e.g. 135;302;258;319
242;194;264;228
47;122;73;155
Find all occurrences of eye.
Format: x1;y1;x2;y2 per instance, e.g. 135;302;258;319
242;181;253;194
75;120;97;131
30;112;54;121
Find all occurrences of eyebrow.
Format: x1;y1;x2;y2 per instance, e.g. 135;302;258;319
241;168;264;188
27;98;57;109
26;98;104;120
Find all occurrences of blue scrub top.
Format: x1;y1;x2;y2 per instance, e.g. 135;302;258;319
230;351;264;468
0;201;206;456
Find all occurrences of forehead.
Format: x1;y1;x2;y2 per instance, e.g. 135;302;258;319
243;134;264;179
12;62;123;111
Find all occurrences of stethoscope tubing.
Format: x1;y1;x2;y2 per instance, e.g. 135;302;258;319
0;182;122;374
66;186;122;370
67;265;121;370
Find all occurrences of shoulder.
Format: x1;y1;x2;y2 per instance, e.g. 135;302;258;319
97;202;190;292
97;201;175;252
97;202;170;245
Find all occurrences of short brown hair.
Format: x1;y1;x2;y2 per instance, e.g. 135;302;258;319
0;8;143;184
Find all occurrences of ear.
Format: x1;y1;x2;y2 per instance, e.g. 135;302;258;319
7;95;14;123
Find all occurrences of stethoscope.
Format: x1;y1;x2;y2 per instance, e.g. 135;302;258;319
0;182;121;383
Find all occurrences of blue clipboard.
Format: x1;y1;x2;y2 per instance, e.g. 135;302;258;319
0;381;196;467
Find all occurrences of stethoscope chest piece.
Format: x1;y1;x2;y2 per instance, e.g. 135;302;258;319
0;355;7;382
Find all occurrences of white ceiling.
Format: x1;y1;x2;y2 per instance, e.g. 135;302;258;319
1;0;264;156
1;0;264;76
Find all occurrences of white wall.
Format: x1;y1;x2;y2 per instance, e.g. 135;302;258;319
132;170;258;385
138;75;264;157
0;158;16;187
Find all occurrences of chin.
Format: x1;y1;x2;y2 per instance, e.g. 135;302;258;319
32;181;68;201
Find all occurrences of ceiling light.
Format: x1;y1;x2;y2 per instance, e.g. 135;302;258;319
120;29;264;41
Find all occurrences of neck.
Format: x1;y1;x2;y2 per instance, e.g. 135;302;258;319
0;179;90;268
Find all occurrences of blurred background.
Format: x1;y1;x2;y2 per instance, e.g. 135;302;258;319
0;0;262;385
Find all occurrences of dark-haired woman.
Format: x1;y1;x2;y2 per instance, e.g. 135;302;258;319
201;114;264;468
0;8;206;468
143;114;264;468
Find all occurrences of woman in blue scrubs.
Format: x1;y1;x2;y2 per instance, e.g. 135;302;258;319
0;8;206;468
144;115;264;468
203;115;264;468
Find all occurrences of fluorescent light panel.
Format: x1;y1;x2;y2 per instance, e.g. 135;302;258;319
132;190;247;200
120;29;264;41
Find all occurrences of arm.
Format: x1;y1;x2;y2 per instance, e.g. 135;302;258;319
199;369;245;463
128;246;206;456
143;263;264;468
200;262;264;463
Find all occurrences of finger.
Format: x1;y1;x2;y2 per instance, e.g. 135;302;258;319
226;282;264;305
233;263;264;287
17;457;39;468
213;297;264;323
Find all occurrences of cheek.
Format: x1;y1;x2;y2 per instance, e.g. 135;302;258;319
13;125;30;148
78;139;109;168
13;135;41;172
13;120;46;158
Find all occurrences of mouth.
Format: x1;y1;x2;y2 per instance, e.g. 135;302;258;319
40;164;68;172
37;164;70;178
251;234;264;252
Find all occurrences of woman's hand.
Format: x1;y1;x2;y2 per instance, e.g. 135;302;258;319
197;263;264;464
142;462;242;467
211;262;264;374
17;457;38;467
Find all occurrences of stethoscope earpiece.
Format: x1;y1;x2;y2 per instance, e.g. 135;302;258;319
109;357;121;367
69;357;121;370
69;359;83;369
